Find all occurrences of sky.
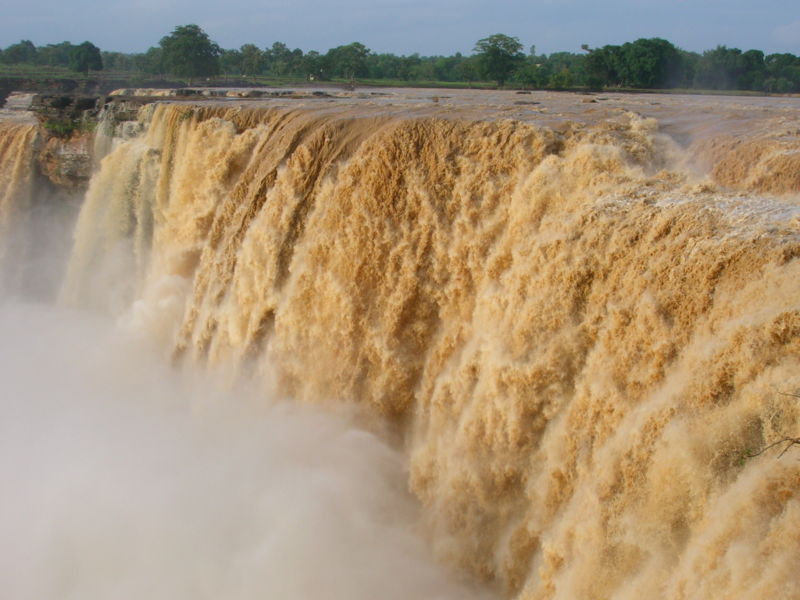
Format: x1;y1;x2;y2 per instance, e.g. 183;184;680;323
2;0;799;56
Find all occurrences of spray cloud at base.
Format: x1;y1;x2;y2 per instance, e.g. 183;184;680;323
0;300;491;599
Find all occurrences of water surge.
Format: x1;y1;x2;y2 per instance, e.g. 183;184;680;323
3;96;800;598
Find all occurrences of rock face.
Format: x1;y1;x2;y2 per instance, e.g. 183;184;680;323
28;93;143;192
0;78;80;107
37;133;93;191
29;95;101;192
7;91;194;194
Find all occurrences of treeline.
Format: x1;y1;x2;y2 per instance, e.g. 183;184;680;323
0;39;102;74
578;39;800;93
2;28;799;93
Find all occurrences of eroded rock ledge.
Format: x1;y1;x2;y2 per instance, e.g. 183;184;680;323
16;93;150;193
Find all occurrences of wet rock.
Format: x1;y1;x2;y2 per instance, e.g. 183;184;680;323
37;132;93;191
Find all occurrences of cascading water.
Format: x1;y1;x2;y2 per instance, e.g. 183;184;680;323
2;90;799;599
0;98;495;600
0;98;84;298
0;117;38;294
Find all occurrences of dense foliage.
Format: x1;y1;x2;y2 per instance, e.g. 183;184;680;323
473;34;524;86
2;27;799;92
68;41;102;74
158;25;221;82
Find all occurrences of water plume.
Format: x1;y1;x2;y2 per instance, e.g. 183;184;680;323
0;301;491;600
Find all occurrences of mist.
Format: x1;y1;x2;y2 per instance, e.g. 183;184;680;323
0;299;491;599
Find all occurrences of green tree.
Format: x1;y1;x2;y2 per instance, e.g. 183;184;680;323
473;34;524;86
325;42;370;79
584;44;623;88
240;44;264;76
102;51;136;71
677;50;700;88
302;50;324;80
288;48;305;75
219;49;243;76
694;45;742;89
737;49;766;90
69;41;103;75
159;24;221;83
431;56;452;80
1;40;38;64
135;46;164;77
618;38;681;88
399;54;422;80
38;42;75;67
764;53;800;92
548;52;587;87
455;55;480;83
264;41;292;75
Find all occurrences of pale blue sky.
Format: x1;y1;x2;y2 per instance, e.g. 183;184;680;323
3;0;799;56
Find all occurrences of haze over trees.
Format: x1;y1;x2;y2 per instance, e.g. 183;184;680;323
2;25;799;93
